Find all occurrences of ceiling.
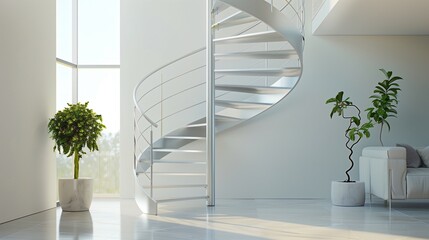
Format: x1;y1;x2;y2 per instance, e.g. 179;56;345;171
313;0;429;35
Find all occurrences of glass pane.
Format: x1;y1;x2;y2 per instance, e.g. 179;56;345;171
56;0;73;62
78;68;120;195
56;63;73;111
78;0;120;65
56;63;74;185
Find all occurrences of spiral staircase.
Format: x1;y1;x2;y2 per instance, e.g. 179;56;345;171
133;0;304;215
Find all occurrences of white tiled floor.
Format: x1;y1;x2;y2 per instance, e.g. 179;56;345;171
1;198;429;239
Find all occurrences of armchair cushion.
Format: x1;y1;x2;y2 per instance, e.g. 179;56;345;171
396;143;422;168
406;168;429;198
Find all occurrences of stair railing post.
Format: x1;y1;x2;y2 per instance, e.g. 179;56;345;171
160;73;164;137
206;0;215;207
150;125;154;198
133;107;137;171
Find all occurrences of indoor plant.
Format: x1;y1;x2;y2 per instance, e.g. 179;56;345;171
366;69;402;146
48;102;105;211
326;91;373;206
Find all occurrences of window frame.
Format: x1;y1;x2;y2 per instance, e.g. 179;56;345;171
56;0;120;196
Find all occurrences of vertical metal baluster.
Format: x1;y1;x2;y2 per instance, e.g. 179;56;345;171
265;24;268;87
206;0;215;207
133;107;137;171
161;73;164;137
150;126;154;198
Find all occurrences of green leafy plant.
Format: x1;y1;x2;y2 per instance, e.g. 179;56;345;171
366;69;402;146
48;102;106;179
326;92;373;182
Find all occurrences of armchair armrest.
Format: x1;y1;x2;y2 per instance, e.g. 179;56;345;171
359;147;407;200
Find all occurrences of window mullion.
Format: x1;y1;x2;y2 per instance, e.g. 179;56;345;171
72;0;78;103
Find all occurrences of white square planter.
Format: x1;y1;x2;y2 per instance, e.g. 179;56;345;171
59;179;94;212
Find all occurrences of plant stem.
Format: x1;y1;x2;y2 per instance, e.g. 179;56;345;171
342;105;361;182
379;122;384;146
74;150;79;179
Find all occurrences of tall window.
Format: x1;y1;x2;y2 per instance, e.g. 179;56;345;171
56;0;120;196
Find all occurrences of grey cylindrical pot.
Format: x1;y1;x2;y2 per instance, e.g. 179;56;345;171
331;181;365;207
59;178;94;211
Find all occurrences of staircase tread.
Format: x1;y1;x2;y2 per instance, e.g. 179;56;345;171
215;84;291;94
213;31;284;44
186;123;206;128
154;160;206;164
152;148;204;153
215;67;301;77
216;84;291;89
215;114;244;121
215;67;300;72
214;50;298;59
164;136;206;140
151;172;206;176
214;30;276;40
216;100;272;105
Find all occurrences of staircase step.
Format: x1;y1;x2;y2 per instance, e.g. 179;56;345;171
144;184;207;189
216;84;291;94
215;67;301;77
212;0;229;14
216;114;244;121
216;100;271;109
214;31;283;44
167;126;206;139
152;172;206;176
157;196;208;203
164;136;205;140
213;11;257;29
153;149;204;153
215;114;244;121
215;50;298;59
187;122;206;128
154;160;206;164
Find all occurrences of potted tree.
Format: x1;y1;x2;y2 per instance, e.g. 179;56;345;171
326;92;373;206
48;102;106;211
366;69;403;146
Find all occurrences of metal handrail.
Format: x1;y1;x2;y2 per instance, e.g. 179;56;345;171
134;0;303;142
133;1;294;128
133;47;206;127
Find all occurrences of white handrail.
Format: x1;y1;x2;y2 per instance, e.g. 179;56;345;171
133;47;206;127
133;1;297;129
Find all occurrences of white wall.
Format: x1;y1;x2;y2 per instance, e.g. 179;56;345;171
121;0;429;199
0;0;56;223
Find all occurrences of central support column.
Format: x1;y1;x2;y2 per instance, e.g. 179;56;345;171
206;0;215;207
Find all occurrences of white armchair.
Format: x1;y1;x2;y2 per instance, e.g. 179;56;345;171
359;146;429;206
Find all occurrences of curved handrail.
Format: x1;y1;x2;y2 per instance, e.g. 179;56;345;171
133;47;206;127
134;0;304;137
133;1;293;128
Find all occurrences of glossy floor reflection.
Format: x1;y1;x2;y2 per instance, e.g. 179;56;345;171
1;198;429;239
